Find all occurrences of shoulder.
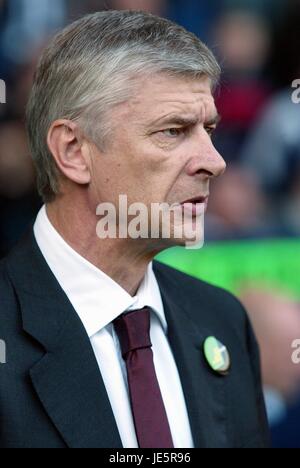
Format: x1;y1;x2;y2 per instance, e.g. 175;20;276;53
0;257;15;301
153;260;247;327
0;257;20;328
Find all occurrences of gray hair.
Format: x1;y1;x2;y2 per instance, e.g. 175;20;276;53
26;10;221;202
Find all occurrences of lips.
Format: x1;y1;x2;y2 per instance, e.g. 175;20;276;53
180;195;209;216
181;195;208;205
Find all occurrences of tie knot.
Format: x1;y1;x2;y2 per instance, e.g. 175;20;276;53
114;307;152;358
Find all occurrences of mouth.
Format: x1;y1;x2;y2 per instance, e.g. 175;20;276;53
181;195;209;205
179;195;209;216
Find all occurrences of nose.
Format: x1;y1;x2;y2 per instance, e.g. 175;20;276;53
186;135;227;179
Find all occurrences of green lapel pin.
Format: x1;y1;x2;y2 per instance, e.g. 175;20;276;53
203;336;231;375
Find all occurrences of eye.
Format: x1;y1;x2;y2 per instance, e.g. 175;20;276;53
205;126;216;138
161;128;184;138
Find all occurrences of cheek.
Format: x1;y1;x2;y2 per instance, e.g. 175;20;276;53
95;139;185;203
138;142;186;182
89;161;122;203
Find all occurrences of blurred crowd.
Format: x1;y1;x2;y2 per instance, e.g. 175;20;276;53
1;0;300;448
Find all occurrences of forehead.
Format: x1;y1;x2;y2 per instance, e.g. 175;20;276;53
121;73;217;125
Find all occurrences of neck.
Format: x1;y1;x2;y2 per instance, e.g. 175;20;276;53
46;199;160;296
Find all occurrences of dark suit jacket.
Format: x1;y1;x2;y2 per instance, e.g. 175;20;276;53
0;229;270;448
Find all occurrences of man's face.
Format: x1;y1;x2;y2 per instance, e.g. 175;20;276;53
88;73;226;247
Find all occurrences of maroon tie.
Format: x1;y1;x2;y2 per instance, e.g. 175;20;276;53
113;307;174;448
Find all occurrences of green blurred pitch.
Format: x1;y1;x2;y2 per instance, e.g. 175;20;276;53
156;239;300;299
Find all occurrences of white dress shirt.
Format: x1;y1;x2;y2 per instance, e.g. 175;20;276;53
34;206;194;448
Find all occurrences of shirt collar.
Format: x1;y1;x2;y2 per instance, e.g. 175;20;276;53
33;205;167;338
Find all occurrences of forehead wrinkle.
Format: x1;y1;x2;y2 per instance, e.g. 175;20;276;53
147;102;218;128
150;92;214;109
145;92;217;124
113;79;217;129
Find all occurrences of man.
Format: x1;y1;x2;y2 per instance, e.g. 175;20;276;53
0;10;269;448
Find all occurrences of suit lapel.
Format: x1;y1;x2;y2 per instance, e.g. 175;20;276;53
7;228;228;448
7;230;122;448
154;262;229;448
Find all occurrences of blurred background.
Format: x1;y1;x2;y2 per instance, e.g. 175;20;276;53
1;0;300;447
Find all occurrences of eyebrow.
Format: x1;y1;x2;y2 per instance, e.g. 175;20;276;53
206;114;221;126
153;113;221;128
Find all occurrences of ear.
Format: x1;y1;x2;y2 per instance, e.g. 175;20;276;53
47;119;91;186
